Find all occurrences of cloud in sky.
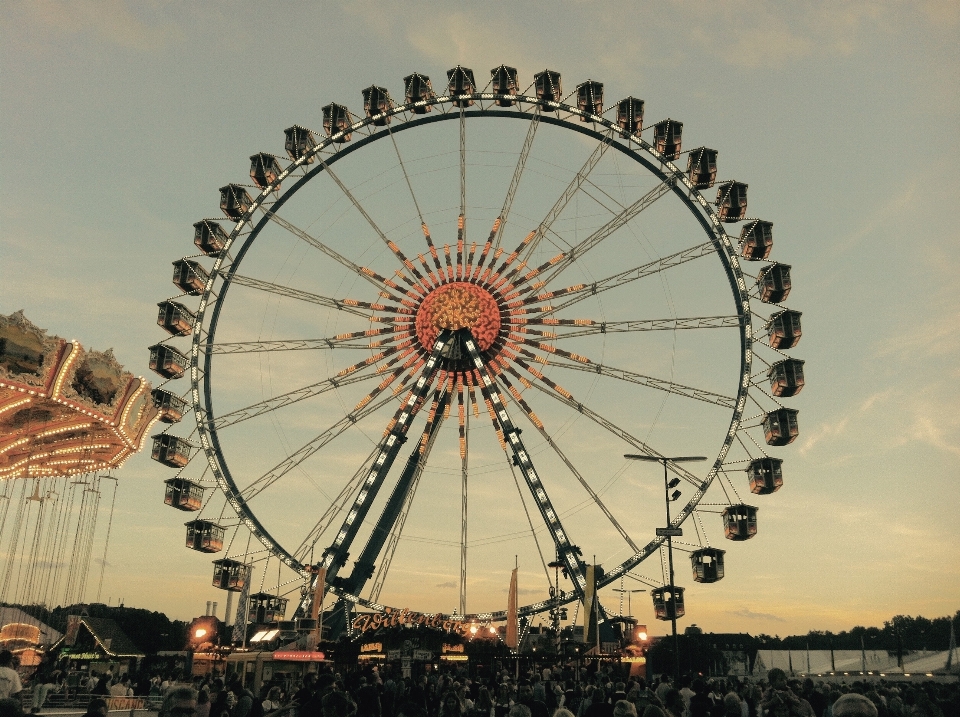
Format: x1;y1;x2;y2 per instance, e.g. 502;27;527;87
11;0;180;51
435;580;456;589
727;607;786;623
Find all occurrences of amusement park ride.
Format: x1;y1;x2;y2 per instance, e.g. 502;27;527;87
148;64;804;646
0;310;159;609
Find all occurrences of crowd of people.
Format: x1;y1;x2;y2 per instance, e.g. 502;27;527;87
152;663;957;717
0;649;956;717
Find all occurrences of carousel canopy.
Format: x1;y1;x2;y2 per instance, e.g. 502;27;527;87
0;311;158;479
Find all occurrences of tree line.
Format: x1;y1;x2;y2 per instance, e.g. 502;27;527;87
4;601;188;653
753;610;960;651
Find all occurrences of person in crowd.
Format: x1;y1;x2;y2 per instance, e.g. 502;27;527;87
830;695;877;717
507;706;530;717
160;688;198;717
664;690;686;717
261;687;282;714
515;683;549;717
494;683;513;717
723;692;745;717
627;678;662;717
578;685;598;717
458;683;474;714
761;671;801;717
614;701;638;717
395;701;427;717
195;688;211;717
229;682;254;717
357;678;382;717
210;680;233;717
473;685;494;717
688;680;712;717
91;674;110;697
292;673;317;717
109;675;132;697
320;690;356;717
0;652;22;702
677;678;695;717
0;698;24;717
585;687;614;717
29;653;56;714
655;678;673;707
79;698;108;717
439;691;465;717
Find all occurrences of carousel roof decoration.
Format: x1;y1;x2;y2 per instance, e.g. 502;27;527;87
0;311;159;479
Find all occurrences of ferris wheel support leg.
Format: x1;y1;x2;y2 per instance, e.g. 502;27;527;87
340;389;450;596
462;332;589;603
295;330;455;622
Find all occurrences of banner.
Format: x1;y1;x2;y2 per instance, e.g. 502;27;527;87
506;568;518;649
583;565;598;648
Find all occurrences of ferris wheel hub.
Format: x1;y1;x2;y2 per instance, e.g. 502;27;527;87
415;282;501;352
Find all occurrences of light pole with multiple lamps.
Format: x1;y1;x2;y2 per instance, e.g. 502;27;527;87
613;587;646;621
625;453;706;680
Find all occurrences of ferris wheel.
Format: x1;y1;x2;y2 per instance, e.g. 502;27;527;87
148;65;803;634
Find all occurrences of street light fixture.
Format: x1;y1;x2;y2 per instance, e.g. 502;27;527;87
625;453;706;680
612;587;646;620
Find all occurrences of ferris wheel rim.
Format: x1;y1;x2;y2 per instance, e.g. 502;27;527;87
187;91;755;621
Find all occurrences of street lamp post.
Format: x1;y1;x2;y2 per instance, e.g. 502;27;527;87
625;453;706;681
548;559;565;654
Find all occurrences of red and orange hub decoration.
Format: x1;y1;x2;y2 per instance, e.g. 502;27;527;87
332;219;596;457
0;311;158;479
415;282;501;351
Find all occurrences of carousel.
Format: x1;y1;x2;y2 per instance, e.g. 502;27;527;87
0;311;158;608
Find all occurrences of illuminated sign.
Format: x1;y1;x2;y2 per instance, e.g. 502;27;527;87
442;644;464;653
360;643;383;653
351;608;478;635
61;652;101;660
272;651;326;662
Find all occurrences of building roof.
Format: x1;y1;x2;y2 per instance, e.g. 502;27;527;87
60;616;144;657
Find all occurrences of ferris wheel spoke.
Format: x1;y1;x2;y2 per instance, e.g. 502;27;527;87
539;354;737;409
261;209;399;294
520;176;679;292
386;126;426;227
206;328;398;354
493;111;540;250
498;369;639;553
516;128;615;263
315;157;421;288
223;273;388;319
524;378;704;488
459;108;467;246
543;315;742;339
291;445;381;564
531;240;717;318
210;356;389;430
239;391;401;503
